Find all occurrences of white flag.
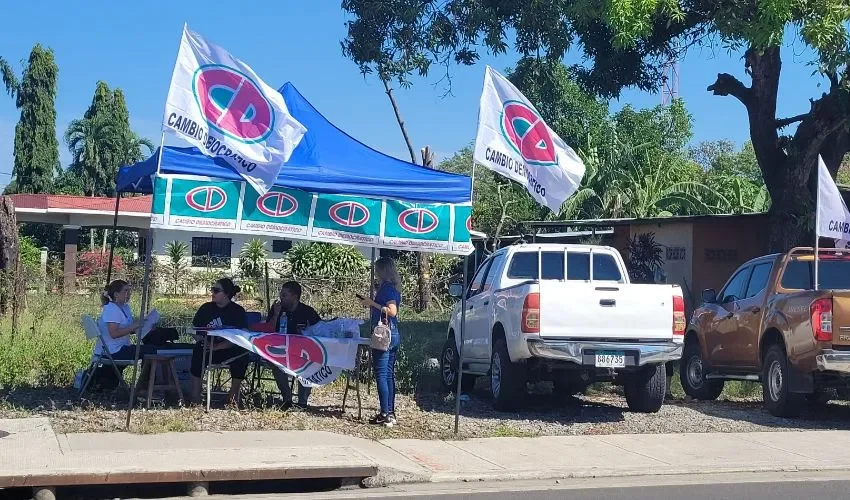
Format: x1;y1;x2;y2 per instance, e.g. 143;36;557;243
473;66;585;213
163;25;307;195
816;155;850;244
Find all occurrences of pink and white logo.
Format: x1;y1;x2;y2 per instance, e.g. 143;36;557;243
185;186;227;212
192;65;275;144
257;191;298;218
329;201;370;228
398;208;439;234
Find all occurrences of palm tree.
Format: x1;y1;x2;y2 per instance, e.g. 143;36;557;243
115;131;155;166
64;115;118;197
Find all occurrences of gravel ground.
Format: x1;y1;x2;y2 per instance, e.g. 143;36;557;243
3;383;850;439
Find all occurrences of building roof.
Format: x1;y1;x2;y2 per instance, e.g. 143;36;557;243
9;194;152;215
523;212;768;230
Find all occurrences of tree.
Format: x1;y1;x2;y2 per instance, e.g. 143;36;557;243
340;1;850;251
341;14;436;311
64;115;118;196
1;45;60;193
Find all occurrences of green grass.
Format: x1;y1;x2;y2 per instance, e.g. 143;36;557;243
0;292;450;393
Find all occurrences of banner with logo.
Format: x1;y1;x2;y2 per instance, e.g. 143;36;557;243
166;178;241;230
162;25;307;195
150;175;474;255
211;329;359;387
241;186;312;237
311;194;383;245
382;200;451;251
473;66;585;213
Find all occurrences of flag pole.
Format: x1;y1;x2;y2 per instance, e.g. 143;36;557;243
815;156;821;291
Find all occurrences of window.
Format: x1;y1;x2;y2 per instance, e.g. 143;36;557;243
272;240;292;253
745;262;773;298
191;237;232;268
507;252;564;280
720;267;752;304
781;259;850;290
468;258;493;297
593;253;623;281
567;253;589;280
480;253;506;294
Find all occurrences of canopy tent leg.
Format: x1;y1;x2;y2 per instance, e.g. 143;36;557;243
125;134;165;430
104;193;121;287
454;254;469;435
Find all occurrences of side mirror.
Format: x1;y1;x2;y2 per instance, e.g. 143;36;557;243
448;283;464;299
702;288;717;304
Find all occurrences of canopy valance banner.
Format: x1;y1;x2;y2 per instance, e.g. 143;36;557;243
151;174;474;255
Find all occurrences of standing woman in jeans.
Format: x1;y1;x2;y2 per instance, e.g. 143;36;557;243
360;257;402;427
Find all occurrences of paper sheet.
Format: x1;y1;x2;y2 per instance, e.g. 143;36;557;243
139;309;160;339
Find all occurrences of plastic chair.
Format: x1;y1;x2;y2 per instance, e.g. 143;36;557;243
78;315;135;397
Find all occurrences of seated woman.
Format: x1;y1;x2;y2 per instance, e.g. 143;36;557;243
99;279;161;361
189;278;249;405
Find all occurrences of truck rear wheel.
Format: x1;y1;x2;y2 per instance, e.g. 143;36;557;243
762;345;804;417
440;337;477;393
490;338;525;411
624;364;667;413
680;342;724;400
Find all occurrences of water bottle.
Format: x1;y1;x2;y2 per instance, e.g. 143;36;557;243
279;314;288;334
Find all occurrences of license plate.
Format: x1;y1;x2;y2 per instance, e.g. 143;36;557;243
595;351;625;368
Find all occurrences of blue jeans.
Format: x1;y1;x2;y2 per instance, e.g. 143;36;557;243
372;333;400;415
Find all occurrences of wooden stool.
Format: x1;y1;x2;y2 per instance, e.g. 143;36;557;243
139;355;184;408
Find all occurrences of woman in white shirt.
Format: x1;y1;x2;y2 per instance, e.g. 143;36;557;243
98;280;158;360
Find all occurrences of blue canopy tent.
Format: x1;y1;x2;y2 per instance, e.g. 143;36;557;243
114;83;474;431
116;83;471;203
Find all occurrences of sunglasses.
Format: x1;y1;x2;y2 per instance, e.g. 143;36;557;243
211;287;223;294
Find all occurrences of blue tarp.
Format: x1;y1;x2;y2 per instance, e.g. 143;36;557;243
117;83;472;204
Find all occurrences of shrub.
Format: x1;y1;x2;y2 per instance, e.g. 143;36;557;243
77;251;124;277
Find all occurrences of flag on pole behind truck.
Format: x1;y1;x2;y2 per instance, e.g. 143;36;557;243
816;155;850;246
162;24;307;195
473;66;585;213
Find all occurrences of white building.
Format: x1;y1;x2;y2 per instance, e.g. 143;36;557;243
8;193;373;292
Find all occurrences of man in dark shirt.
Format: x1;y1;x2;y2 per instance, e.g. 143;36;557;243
267;281;322;408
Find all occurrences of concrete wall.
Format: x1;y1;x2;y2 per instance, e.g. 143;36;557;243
691;215;771;300
628;222;695;309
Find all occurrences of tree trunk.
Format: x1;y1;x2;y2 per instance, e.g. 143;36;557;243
708;46;850;252
0;196;24;335
381;76;432;311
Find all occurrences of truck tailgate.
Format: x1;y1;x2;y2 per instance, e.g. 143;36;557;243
538;281;675;341
830;291;850;347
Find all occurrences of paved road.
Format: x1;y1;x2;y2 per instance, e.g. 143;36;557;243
352;481;850;500
200;473;850;500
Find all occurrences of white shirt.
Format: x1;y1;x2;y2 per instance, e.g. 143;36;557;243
97;302;134;355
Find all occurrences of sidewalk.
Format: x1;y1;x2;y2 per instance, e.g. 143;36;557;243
5;417;850;491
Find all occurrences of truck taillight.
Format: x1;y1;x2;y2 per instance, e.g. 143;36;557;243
522;293;540;334
811;298;833;342
673;295;686;337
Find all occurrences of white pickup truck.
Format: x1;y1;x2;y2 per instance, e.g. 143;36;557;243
441;243;686;413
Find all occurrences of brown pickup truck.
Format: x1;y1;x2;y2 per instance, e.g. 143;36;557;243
682;247;850;417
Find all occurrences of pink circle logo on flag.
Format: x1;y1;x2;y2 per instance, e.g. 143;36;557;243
466;216;473;232
192;64;276;144
251;334;328;375
500;100;558;166
185;186;227;212
257;191;298;218
329;201;370;228
398;208;438;234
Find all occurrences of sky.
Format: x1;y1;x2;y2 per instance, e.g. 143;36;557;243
0;1;830;191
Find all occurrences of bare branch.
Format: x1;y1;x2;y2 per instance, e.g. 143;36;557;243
381;77;418;164
776;113;809;129
707;73;752;106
